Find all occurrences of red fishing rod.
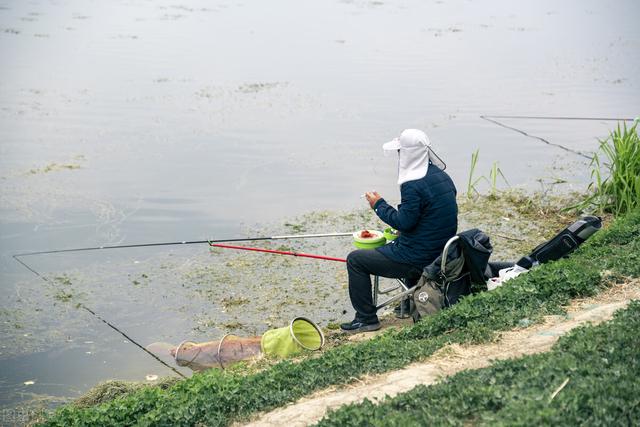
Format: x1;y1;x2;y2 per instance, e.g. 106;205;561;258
208;242;347;262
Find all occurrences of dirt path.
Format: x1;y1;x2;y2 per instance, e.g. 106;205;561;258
239;280;640;427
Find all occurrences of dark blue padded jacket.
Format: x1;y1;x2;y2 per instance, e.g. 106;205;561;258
374;165;458;269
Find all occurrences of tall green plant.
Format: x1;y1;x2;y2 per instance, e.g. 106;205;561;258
466;149;509;198
488;160;509;197
577;121;640;216
466;149;482;198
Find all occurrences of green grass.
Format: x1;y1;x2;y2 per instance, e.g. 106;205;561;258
40;208;640;426
316;301;640;427
575;121;640;216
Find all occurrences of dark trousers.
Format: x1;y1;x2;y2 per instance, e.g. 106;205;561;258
346;249;422;323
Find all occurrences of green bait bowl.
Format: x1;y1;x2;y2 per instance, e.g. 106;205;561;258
384;227;399;241
353;240;386;249
352;230;385;249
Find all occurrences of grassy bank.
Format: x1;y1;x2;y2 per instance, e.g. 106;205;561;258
317;300;640;426
40;207;640;426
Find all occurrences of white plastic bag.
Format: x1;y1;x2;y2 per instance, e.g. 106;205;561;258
487;265;528;291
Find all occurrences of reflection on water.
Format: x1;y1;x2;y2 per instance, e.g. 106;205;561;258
1;0;639;414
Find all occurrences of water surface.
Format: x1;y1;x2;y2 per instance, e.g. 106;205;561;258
1;0;638;417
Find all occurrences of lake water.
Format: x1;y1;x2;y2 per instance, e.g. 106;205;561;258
1;0;638;418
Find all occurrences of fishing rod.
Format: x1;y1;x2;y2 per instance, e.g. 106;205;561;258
209;242;347;262
480;115;592;160
13;232;354;258
481;115;637;122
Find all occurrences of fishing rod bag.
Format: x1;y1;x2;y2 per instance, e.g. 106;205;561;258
515;215;602;269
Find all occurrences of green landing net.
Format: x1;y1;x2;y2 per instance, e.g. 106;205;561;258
261;317;325;358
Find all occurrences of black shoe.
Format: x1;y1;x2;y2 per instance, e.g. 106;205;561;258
340;318;381;333
394;299;411;318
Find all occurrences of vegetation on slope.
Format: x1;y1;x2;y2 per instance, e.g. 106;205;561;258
317;300;640;426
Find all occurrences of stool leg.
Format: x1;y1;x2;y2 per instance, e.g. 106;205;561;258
373;275;379;306
400;295;405;317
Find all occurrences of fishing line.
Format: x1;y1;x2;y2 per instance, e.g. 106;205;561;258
12;253;188;379
480;115;592;160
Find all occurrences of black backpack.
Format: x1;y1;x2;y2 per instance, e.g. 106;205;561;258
412;229;493;321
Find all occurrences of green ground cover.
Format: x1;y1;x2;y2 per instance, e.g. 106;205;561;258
317;300;640;426
40;207;640;426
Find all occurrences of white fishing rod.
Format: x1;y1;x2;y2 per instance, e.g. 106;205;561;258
13;232;354;257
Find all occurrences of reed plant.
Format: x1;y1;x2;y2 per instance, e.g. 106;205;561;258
466;149;482;197
466;149;509;198
488;160;509;197
576;121;640;216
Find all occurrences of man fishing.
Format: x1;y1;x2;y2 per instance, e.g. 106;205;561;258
341;129;458;332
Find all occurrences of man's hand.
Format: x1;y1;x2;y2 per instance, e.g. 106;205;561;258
365;191;382;209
